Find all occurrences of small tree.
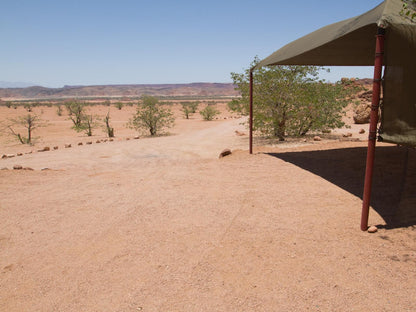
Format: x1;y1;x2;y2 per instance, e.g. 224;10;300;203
24;103;32;112
56;105;63;116
104;111;114;137
65;100;86;129
68;113;98;136
6;114;46;144
189;101;199;113
80;114;97;136
181;102;191;119
229;57;353;140
200;105;220;121
287;81;351;136
64;100;97;136
129;95;175;136
181;102;199;119
115;102;124;110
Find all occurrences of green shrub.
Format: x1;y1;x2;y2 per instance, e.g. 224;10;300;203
200;105;220;121
128;95;175;136
230;57;354;140
180;101;199;119
115;102;124;110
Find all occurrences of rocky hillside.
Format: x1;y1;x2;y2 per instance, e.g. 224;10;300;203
0;83;239;100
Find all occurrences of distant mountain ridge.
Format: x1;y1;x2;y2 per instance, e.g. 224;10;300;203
0;83;239;100
0;81;37;88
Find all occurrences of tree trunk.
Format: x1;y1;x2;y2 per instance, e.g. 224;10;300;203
17;133;25;144
300;121;313;136
276;112;286;141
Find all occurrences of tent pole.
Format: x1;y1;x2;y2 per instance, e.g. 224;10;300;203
361;27;385;231
249;69;254;154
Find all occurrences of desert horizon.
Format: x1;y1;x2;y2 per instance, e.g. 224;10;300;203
0;82;240;102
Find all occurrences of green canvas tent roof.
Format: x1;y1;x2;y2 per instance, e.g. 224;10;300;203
255;0;410;67
255;0;416;147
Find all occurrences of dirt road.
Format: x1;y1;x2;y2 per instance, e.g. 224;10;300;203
1;116;415;311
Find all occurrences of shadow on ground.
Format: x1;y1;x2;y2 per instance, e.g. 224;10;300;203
267;145;416;229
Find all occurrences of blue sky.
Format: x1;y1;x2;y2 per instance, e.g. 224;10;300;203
1;0;382;87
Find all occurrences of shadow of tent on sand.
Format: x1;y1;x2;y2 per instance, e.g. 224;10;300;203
266;145;416;229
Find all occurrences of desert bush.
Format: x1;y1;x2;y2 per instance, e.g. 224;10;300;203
65;100;97;135
181;101;199;119
200;105;220;121
115;102;124;110
24;103;32;112
80;114;97;136
56;105;63;116
181;102;192;119
103;112;114;137
190;101;199;113
65;100;86;129
128;95;174;136
6;114;46;144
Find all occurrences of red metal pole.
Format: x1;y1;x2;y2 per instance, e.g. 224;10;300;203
361;27;385;231
249;69;254;154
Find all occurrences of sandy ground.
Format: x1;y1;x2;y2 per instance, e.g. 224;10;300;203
1;104;415;311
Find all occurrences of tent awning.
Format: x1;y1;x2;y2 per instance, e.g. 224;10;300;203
255;0;407;68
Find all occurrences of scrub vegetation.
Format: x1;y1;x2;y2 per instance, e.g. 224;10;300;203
401;0;416;20
200;105;220;121
181;101;199;119
128;95;175;136
229;57;357;140
4;113;46;144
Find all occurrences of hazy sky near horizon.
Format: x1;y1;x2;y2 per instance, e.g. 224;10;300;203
2;0;382;87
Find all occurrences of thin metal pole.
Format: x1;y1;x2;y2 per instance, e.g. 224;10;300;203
361;27;385;231
249;69;254;154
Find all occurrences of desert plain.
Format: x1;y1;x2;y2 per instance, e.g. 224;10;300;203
0;101;415;311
